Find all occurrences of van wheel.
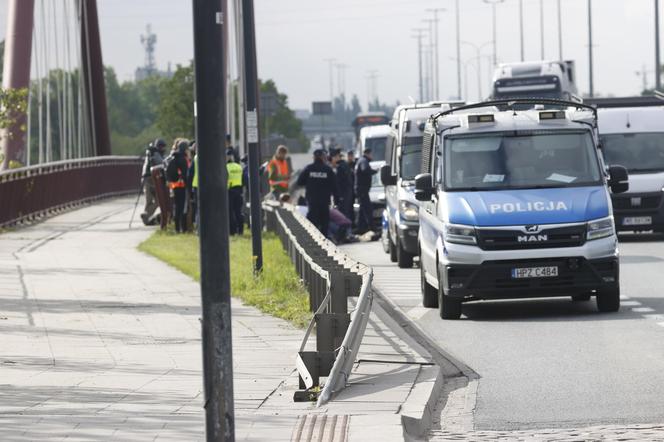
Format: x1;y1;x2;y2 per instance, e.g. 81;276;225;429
572;294;591;302
596;285;620;312
421;263;438;308
397;238;414;268
438;267;461;320
389;237;397;262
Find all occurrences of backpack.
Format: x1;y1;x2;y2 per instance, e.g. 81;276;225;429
164;155;180;182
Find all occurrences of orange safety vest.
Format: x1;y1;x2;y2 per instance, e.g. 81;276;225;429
268;158;290;189
168;158;189;189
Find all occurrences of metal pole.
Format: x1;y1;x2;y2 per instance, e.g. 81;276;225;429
588;0;594;97
456;0;462;99
413;30;424;103
519;0;524;62
242;0;264;274
492;3;497;66
192;0;235;440
80;0;111;157
324;58;336;102
540;0;545;59
656;0;661;90
558;0;563;60
0;0;34;170
426;9;444;99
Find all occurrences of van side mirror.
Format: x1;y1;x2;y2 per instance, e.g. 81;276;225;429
608;165;629;194
414;173;434;201
380;164;397;186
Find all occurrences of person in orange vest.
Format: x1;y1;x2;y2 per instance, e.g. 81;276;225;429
165;139;190;233
267;145;291;198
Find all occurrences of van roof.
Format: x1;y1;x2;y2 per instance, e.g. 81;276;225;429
359;124;390;139
598;106;664;134
437;107;594;136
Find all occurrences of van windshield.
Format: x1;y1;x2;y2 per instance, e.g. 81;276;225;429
400;136;423;181
601;133;664;173
364;136;387;162
444;131;602;191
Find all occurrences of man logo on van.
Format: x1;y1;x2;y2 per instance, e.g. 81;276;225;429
489;201;569;214
518;234;549;243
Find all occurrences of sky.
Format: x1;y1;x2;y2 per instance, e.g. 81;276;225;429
0;0;659;110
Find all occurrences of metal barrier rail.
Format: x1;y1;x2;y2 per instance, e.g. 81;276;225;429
263;201;373;405
0;156;142;227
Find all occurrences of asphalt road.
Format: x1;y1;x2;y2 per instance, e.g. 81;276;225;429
341;234;664;432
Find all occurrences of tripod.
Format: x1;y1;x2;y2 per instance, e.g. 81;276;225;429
129;176;147;229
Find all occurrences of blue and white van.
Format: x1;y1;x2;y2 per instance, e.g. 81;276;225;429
415;99;629;319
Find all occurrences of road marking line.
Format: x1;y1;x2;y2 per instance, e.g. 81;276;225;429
620;295;631;300
621;301;642;306
633;307;655;313
643;314;664;321
658;322;664;328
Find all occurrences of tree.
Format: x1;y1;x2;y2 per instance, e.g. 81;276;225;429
0;87;28;168
156;63;195;142
260;79;308;151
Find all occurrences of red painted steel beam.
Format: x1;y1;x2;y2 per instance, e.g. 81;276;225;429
81;0;111;157
0;0;35;170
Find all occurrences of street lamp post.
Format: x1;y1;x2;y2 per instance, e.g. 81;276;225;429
656;0;661;90
519;0;524;62
540;0;545;59
557;0;563;60
413;28;426;103
588;0;594;97
323;58;336;102
426;8;446;99
483;0;504;67
462;41;492;100
455;0;462;100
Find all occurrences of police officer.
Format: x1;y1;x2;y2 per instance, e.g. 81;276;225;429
227;148;244;235
297;149;337;236
330;148;353;222
355;147;378;233
140;138;167;225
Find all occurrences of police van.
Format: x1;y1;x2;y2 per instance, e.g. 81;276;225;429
492;60;579;102
380;102;464;268
415;99;629;319
595;98;664;233
358;124;390;163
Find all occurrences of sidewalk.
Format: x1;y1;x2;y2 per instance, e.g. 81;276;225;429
0;197;438;441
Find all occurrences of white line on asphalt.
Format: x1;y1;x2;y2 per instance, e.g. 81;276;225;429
621;301;642;306
658;322;664;328
643;314;664;321
633;307;656;313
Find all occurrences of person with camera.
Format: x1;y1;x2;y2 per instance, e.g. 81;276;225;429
140;138;167;226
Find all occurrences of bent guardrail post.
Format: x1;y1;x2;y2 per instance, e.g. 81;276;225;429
262;200;375;405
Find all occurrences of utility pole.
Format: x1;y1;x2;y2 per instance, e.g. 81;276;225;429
366;70;379;109
483;0;504;67
323;58;336;102
557;0;563;60
241;0;264;274
423;19;435;100
426;8;445;99
412;29;425;103
588;0;594;97
519;0;524;62
336;63;348;98
455;0;462;99
540;0;545;59
656;0;662;90
191;0;234;440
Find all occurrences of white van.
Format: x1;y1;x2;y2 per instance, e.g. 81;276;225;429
492;60;579;102
358;124;390;163
598;104;664;232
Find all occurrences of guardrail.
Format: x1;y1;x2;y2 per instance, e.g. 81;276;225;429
263;202;373;405
0;156;142;227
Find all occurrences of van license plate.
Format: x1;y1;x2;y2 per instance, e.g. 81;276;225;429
511;266;558;279
623;216;652;226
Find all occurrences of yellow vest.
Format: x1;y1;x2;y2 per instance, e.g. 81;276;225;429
227;162;243;188
192;155;199;189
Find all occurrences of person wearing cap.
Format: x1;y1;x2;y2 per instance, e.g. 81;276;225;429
267;145;291;198
166;139;190;233
227;148;244;235
140;138;167;225
355;147;378;233
296;149;337;236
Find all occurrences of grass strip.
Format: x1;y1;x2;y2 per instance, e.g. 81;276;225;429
139;230;311;328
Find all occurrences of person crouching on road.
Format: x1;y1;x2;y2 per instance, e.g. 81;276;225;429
227;148;244;236
296;149;337;236
267;145;291;199
166;139;190;233
355;147;378;233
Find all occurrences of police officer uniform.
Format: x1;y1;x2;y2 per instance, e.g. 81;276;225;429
297;149;337;235
355;149;378;232
227;149;244;235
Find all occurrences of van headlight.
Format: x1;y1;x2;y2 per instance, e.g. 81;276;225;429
587;216;615;241
399;201;419;221
444;223;477;245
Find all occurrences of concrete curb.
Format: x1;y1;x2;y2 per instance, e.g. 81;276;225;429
370;285;479;440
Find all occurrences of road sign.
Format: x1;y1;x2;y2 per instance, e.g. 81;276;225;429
312;101;333;116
